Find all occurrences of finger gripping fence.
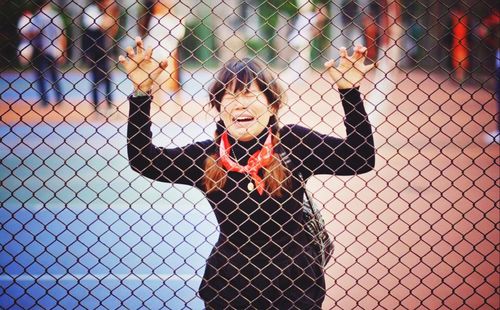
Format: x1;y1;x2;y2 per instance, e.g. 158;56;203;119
0;0;499;309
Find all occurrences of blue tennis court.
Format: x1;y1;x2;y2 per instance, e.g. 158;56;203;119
0;119;219;309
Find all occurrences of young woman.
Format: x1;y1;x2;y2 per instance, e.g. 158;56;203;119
119;37;375;309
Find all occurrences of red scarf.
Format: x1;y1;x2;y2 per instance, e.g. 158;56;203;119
219;128;274;195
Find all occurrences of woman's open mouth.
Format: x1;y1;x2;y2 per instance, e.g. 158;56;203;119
232;115;255;126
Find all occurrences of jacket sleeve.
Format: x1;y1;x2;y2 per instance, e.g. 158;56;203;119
284;87;375;178
127;95;211;188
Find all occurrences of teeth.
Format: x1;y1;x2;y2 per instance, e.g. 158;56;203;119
235;116;254;121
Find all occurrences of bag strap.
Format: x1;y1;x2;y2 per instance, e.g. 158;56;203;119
277;144;315;212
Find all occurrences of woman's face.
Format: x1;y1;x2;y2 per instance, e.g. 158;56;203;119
220;81;275;141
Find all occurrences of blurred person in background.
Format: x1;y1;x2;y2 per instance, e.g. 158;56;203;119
210;0;250;62
325;0;366;58
17;9;34;66
476;9;499;143
19;0;66;106
257;0;299;64
82;0;120;110
359;0;384;62
285;0;323;79
138;0;156;37
317;0;404;65
143;0;186;97
450;4;469;82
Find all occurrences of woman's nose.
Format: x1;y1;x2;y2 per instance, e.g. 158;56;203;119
232;97;251;109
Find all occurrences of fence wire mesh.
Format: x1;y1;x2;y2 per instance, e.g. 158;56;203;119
0;0;499;309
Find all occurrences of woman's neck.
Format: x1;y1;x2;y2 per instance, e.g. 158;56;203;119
227;125;273;164
227;127;269;147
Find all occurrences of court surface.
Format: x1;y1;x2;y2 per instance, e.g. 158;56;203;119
1;66;498;309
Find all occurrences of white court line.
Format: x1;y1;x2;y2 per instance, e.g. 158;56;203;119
0;273;201;282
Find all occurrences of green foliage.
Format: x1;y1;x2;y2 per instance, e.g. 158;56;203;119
245;38;267;57
179;16;217;67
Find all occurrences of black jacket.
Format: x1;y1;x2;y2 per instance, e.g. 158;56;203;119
127;88;375;308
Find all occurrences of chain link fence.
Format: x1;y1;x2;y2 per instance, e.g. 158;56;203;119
1;0;498;309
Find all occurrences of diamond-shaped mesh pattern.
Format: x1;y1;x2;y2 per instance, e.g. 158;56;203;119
1;0;499;309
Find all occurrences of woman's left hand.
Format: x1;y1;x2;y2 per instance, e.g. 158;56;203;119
325;45;376;89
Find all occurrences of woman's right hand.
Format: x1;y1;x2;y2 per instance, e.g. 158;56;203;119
118;37;168;93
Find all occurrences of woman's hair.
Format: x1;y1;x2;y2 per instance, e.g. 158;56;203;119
203;58;292;197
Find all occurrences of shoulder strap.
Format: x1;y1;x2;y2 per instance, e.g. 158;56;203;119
277;143;315;209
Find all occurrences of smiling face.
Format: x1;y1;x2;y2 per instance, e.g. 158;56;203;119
220;82;276;141
209;58;284;142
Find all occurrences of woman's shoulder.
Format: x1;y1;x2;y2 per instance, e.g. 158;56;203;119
187;139;216;153
279;123;314;140
278;124;315;154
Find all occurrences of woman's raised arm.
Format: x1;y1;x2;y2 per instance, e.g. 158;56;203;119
121;37;212;188
285;45;376;177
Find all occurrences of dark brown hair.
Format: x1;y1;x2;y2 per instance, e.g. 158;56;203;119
203;58;291;197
